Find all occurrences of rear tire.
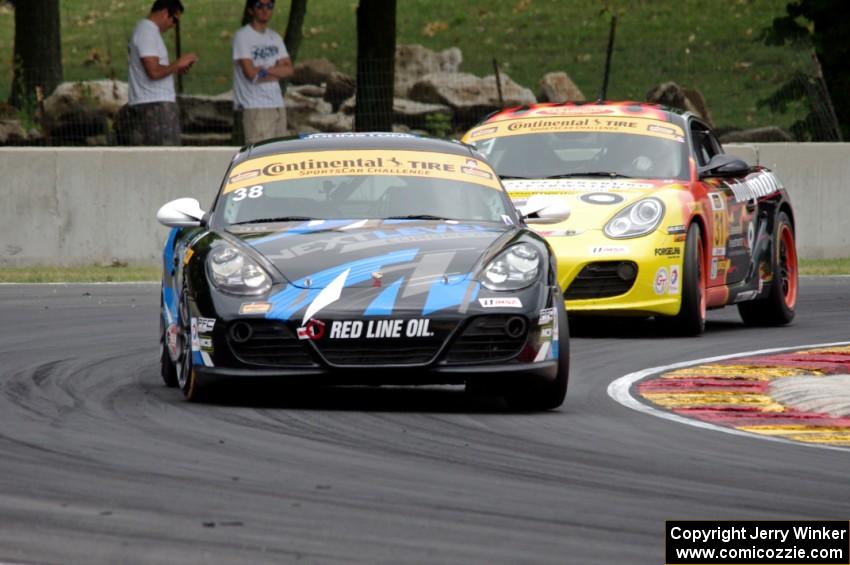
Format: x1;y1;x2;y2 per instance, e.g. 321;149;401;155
738;211;797;326
657;222;706;336
504;298;569;411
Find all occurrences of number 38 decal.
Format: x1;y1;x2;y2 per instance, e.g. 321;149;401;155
232;185;264;201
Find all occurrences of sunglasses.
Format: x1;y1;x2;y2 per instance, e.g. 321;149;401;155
254;1;275;9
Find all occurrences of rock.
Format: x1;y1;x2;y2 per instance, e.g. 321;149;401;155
44;80;128;120
291;84;326;98
285;88;333;134
538;72;585;103
409;72;536;128
292;58;338;86
42;80;127;142
178;93;234;133
181;132;235;146
0;119;29;144
646;82;712;125
395;44;463;97
393;98;452;130
719;127;793;143
323;72;356;111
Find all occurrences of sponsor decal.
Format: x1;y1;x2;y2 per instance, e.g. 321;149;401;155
166;323;179;361
590;245;628;255
466;115;686;143
580;192;624;205
540;327;553;339
183;248;194;265
327;318;434;339
673;234;687;242
504;178;654;192
654;246;681;257
197;317;216;332
709;192;725;211
228;169;260;184
479;297;523;308
538;307;555;325
199;337;213;349
712;246;726;257
460;159;494;180
669;264;680;294
654;267;669;295
297;318;326;341
711;257;719;279
469;126;498;138
239;302;272;315
747;221;755;250
190;318;200;351
666;224;687;235
726;171;781;203
534;229;584;237
734;289;758;303
224;150;502;192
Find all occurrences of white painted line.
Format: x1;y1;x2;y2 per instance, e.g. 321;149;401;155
607;341;850;453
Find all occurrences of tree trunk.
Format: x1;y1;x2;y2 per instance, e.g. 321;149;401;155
10;0;63;108
355;0;395;132
283;0;308;64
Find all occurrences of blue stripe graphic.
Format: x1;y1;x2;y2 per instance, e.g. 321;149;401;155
364;277;404;316
422;274;478;315
249;220;354;246
266;248;419;320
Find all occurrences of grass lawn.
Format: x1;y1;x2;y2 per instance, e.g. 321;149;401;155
0;0;809;132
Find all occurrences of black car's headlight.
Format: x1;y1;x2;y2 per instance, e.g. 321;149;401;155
604;197;665;239
206;245;271;295
481;243;541;291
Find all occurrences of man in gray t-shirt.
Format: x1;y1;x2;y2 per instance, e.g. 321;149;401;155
233;0;294;145
126;0;198;145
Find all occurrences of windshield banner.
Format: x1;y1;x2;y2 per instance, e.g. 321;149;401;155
466;115;686;143
224;150;502;193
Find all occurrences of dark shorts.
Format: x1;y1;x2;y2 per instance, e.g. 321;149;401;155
126;101;181;146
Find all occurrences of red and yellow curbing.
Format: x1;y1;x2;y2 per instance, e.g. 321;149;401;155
636;346;850;446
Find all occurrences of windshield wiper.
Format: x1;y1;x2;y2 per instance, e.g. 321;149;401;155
383;214;454;221
230;216;317;225
545;172;633;179
498;174;531;180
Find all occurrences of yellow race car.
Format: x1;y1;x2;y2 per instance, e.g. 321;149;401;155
462;102;798;335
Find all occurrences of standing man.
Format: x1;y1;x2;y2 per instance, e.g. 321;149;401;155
127;0;198;145
233;0;294;145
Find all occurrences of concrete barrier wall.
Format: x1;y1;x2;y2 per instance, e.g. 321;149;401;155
0;144;847;266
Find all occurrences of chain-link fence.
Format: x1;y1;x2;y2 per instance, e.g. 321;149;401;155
0;4;841;146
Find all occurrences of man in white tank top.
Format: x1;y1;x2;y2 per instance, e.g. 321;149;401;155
127;0;198;145
233;0;294;145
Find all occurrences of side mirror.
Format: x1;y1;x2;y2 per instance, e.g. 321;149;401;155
518;194;571;224
156;198;206;227
698;153;750;179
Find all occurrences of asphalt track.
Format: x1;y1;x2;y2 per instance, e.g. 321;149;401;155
0;277;847;564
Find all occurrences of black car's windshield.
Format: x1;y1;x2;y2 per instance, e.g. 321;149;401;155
217;174;514;226
473;131;689;181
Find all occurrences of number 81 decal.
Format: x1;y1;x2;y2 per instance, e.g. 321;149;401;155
232;185;264;201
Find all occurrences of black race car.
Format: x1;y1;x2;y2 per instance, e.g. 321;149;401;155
157;133;570;409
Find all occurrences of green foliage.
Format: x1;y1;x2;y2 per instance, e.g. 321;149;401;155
424;112;452;138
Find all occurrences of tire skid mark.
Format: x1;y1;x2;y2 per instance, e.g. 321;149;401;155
612;343;850;449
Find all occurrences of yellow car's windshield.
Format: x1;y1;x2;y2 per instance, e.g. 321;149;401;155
472;131;689;181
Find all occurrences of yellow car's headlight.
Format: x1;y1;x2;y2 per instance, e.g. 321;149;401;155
604;197;665;239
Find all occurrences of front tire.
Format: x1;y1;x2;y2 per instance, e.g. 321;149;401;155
658;222;706;336
504;298;569;411
738;211;797;326
175;287;205;402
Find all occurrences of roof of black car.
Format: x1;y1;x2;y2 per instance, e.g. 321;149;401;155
233;133;479;166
